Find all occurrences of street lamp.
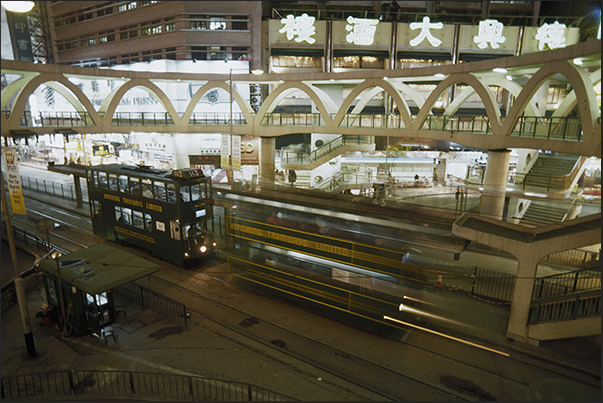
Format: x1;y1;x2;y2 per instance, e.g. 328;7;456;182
228;67;263;188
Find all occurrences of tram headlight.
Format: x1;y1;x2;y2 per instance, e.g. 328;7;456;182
184;252;190;258
212;242;217;247
200;245;207;253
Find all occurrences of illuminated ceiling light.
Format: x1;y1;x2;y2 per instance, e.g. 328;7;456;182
251;69;264;75
434;73;445;78
1;1;35;13
493;67;507;73
573;58;583;65
383;77;389;80
506;75;513;81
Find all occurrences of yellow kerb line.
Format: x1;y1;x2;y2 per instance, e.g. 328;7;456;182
383;316;510;357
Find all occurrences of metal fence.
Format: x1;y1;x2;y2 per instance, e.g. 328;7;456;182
529;290;601;324
20;175;89;203
114;281;188;329
0;266;43;314
470;266;516;303
1;370;296;401
532;266;601;299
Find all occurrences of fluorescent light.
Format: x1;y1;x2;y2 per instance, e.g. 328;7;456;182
1;1;35;13
434;73;445;78
506;75;513;81
573;58;583;65
251;69;264;75
493;68;507;73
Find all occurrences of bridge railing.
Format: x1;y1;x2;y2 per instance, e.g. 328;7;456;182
533;266;601;299
111;112;174;126
510;116;583;141
14;111;95;127
528;289;601;324
190;112;247;125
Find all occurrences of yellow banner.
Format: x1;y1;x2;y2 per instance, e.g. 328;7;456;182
1;147;26;216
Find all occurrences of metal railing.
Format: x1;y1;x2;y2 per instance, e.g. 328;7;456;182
15;111;95;127
280;135;373;164
510;116;583;142
114;281;188;329
1;370;295;401
533;266;601;299
1;265;43;314
529;290;601;324
20;175;89;203
111;112;174;126
261;112;325;127
471;266;516;303
189;112;247;125
542;248;600;267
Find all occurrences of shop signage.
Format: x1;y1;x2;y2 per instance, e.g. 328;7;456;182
93;145;110;156
345;16;379;45
535;21;567;50
474;19;506;49
232;135;241;170
279;13;317;44
279;14;572;52
1;147;27;216
220;134;230;167
409;16;443;47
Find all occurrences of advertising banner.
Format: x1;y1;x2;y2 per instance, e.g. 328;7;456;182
232;135;241;170
220;134;230;168
1;147;27;216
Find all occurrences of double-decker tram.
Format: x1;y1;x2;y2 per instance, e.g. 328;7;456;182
86;164;216;267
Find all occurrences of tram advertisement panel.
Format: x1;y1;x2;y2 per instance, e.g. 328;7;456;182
227;216;416;279
227;256;399;321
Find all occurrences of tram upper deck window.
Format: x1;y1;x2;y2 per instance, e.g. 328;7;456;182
167;183;176;204
130;177;141;196
154;181;166;202
98;172;108;189
108;174;118;191
191;184;203;201
118;175;128;193
141;179;153;198
179;185;190;202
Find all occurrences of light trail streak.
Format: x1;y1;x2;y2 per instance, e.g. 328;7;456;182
383;315;510;357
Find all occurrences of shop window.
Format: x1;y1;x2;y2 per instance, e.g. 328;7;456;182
118;175;128;193
133;211;144;229
271;55;321;69
154;181;166;201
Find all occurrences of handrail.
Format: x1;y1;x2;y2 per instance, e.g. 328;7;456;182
533;266;601;299
1;370;296;401
529;289;601;324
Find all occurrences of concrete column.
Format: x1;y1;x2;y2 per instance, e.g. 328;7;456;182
481;149;510;219
506;251;542;345
74;176;83;208
260;137;275;186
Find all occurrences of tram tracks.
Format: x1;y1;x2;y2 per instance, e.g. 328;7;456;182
150;271;466;401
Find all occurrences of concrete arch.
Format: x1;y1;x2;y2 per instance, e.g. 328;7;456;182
255;81;334;126
335;79;413;128
444;76;539;117
9;73;102;126
551;68;601;118
101;78;181;126
414;73;502;133
1;73;38;111
502;61;599;141
301;82;340;114
389;81;426;110
182;81;254;125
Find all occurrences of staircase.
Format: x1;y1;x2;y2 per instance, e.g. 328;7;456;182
522;154;580;191
520;201;567;226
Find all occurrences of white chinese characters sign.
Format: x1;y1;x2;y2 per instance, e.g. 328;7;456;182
474;19;506;49
409;16;443;47
345;16;379;45
279;13;316;44
535;21;567;50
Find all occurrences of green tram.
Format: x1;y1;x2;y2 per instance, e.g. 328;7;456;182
86;164;216;267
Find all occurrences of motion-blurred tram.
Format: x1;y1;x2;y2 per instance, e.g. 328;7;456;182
86;164;216;267
215;189;468;328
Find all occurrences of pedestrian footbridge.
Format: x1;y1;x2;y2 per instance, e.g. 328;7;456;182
2;41;601;158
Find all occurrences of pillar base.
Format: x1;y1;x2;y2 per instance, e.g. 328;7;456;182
505;331;540;347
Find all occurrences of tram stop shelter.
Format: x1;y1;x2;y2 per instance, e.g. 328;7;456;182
37;243;160;341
